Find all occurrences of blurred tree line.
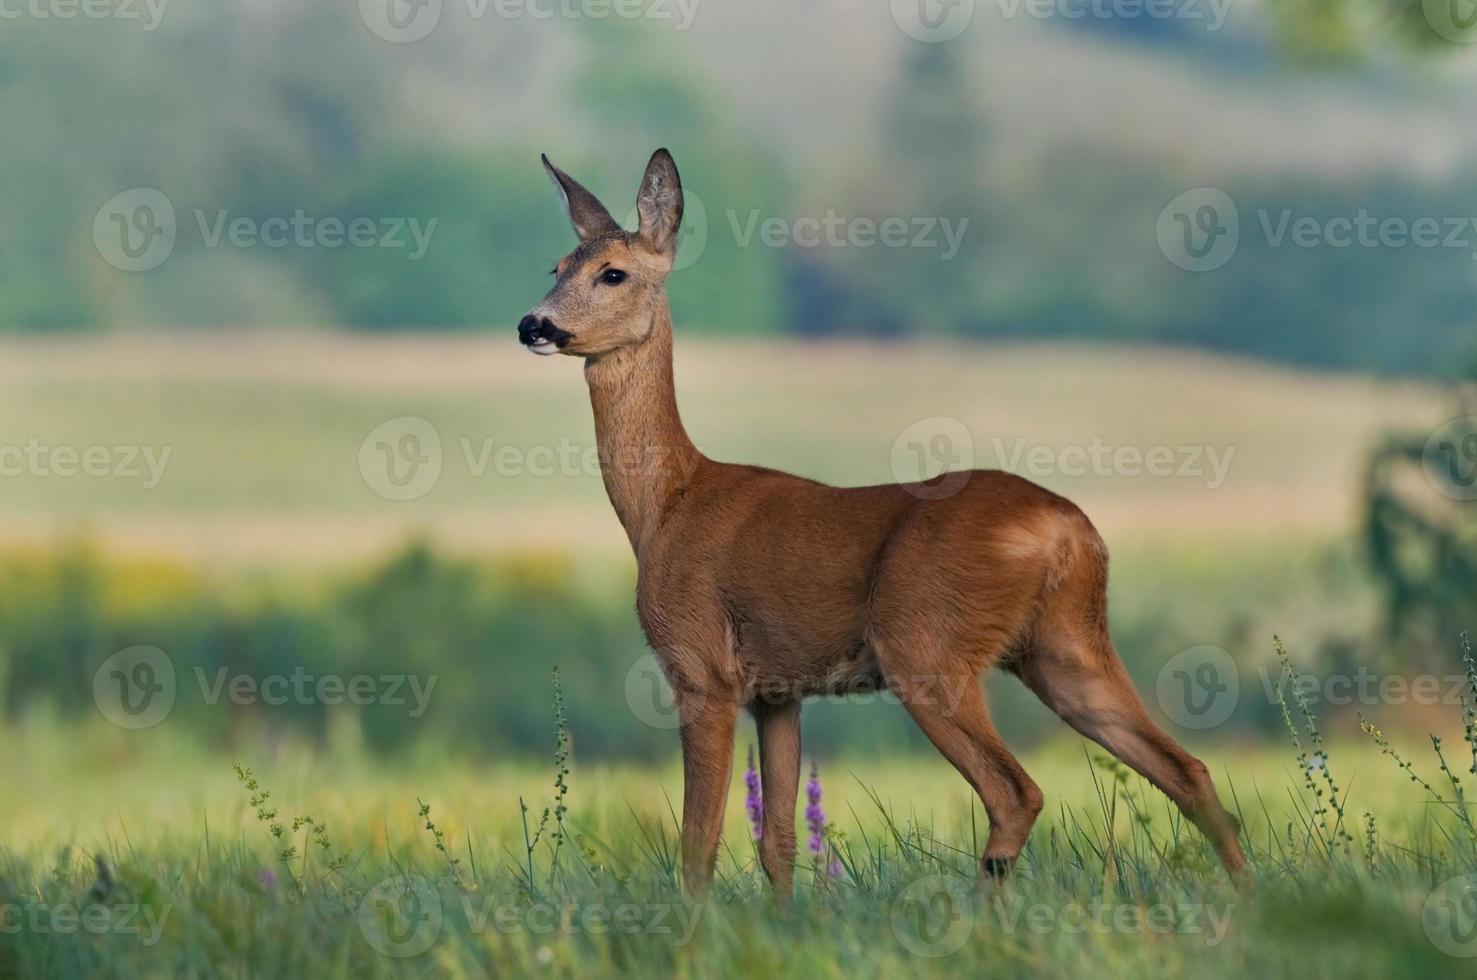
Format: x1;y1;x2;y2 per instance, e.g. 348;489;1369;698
0;538;669;759
3;3;1476;376
0;534;1324;759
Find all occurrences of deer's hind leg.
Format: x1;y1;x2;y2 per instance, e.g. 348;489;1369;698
1011;539;1249;878
873;626;1044;878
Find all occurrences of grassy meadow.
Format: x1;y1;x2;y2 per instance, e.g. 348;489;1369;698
1;334;1473;977
6;680;1477;978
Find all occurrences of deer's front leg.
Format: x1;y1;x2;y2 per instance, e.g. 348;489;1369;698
754;698;801;903
677;691;739;897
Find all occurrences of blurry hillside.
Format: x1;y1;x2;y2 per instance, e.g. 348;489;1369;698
5;0;1477;374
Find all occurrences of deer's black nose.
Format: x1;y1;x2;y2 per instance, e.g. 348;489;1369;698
518;315;574;352
517;314;543;346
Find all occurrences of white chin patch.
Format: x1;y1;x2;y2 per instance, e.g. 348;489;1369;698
526;340;559;356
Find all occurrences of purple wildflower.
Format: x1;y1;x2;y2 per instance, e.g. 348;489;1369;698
805;760;825;854
806;758;843;878
259;867;278;891
745;745;764;840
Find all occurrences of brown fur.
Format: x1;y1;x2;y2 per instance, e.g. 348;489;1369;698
523;149;1249;899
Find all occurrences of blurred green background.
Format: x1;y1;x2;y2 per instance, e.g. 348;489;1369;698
6;0;1477;374
2;0;1476;762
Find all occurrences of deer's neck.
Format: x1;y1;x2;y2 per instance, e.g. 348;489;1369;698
584;303;701;555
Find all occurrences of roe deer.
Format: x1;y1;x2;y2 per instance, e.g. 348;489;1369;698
518;148;1248;898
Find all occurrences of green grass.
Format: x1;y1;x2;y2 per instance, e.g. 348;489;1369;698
6;655;1477;979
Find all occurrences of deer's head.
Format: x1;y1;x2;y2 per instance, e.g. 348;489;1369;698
518;148;684;358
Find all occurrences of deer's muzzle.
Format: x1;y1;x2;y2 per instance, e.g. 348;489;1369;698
518;314;572;356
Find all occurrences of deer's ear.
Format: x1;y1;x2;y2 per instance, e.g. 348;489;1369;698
635;148;684;259
542;154;620;242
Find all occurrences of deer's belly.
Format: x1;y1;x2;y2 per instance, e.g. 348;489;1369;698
730;604;883;704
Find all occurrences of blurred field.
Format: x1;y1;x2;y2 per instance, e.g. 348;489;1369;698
0;333;1446;564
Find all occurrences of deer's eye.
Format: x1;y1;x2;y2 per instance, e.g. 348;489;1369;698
599;269;628;286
